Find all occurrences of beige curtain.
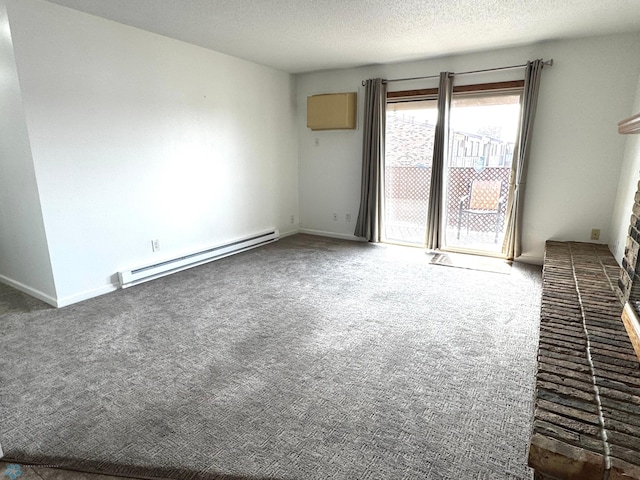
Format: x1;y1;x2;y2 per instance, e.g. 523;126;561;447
355;78;388;242
425;72;454;250
503;59;544;260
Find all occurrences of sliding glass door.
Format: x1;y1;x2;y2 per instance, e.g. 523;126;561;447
383;84;523;256
383;99;437;245
442;92;522;255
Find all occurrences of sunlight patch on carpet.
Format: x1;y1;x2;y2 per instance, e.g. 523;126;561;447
430;252;512;274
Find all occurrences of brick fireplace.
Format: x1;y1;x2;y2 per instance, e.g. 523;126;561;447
528;112;640;480
616;113;640;362
617;180;640;305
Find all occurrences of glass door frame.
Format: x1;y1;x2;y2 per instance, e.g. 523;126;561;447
383;81;525;254
439;88;524;259
381;94;438;248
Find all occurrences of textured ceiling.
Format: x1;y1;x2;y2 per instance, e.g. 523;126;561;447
42;0;640;73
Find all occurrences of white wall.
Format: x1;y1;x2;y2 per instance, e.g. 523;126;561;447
7;0;298;306
3;0;638;307
0;0;56;303
610;74;640;261
297;33;640;263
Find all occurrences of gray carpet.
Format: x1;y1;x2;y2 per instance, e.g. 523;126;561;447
0;234;542;480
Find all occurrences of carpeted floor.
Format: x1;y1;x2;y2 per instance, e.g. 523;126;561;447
0;234;542;480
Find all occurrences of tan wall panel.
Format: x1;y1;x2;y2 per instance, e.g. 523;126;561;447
307;92;356;130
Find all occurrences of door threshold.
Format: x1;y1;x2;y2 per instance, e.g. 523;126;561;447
439;246;507;260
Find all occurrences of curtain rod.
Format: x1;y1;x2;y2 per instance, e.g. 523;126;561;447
360;59;553;86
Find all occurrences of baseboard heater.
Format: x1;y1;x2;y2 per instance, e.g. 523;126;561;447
118;229;279;289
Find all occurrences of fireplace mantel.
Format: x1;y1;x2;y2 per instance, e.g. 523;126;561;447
619;112;640;134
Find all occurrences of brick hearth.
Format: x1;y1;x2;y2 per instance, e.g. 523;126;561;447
529;241;640;480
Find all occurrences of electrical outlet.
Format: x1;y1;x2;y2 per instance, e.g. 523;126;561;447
290;214;295;224
332;213;338;221
152;239;160;252
345;213;351;222
590;229;600;241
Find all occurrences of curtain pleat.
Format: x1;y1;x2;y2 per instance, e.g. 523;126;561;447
503;59;544;260
425;72;453;250
354;78;387;242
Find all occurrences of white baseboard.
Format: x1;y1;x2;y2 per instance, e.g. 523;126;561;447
0;273;119;308
515;254;543;266
56;284;119;308
278;226;300;238
298;229;367;242
0;274;58;307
